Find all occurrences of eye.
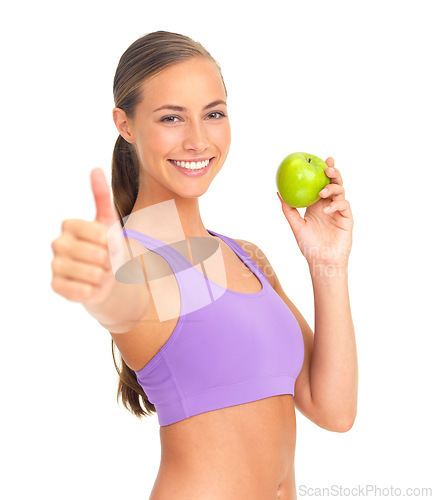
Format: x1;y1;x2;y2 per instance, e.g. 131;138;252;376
160;115;180;123
207;111;226;120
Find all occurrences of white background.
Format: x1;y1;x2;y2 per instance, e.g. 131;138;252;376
2;0;432;498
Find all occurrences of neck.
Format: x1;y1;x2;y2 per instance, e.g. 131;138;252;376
127;178;211;241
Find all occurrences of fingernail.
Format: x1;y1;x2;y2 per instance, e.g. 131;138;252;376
328;167;335;173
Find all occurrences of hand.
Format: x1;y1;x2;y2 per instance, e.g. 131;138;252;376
51;168;123;305
277;157;354;268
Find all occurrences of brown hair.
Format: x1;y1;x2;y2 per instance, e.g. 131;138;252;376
110;30;227;419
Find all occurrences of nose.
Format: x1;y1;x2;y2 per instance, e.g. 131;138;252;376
182;119;210;152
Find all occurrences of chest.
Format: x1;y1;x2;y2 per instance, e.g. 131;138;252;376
112;241;263;372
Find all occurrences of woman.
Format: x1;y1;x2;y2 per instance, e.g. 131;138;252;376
51;30;357;499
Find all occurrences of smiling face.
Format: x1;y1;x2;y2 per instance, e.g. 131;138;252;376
116;56;231;203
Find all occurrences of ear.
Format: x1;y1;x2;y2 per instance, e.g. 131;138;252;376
112;107;135;144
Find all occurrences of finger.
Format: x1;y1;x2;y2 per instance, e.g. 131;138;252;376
325;157;335;168
51;275;93;303
67;239;111;269
61;219;108;247
52;256;107;286
323;199;352;217
319;183;345;201
277;192;305;234
325;166;343;186
91;168;119;226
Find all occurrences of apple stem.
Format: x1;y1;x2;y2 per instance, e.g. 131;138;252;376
308;158;311;163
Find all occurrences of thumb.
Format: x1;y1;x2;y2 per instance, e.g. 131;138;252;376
91;167;128;276
91;167;119;226
277;192;305;236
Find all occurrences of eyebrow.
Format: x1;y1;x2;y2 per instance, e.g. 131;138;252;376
153;99;227;113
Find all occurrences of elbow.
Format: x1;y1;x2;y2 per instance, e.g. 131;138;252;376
334;413;356;433
316;411;357;433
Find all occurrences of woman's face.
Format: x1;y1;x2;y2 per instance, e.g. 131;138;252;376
118;56;231;200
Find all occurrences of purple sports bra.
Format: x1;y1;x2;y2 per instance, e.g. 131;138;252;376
122;228;304;426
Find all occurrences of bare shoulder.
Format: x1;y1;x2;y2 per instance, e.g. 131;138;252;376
232;238;276;288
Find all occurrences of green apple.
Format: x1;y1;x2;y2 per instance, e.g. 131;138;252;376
276;152;330;208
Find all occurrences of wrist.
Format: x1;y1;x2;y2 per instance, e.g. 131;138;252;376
308;260;349;279
304;246;350;277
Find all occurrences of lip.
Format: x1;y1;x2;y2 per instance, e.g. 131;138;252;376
169;157;212;163
168;157;214;177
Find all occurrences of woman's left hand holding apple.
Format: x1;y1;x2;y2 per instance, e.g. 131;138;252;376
277;157;354;270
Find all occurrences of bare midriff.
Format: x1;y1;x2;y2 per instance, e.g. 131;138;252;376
150;394;298;499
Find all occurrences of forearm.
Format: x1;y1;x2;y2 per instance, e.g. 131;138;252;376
308;262;358;426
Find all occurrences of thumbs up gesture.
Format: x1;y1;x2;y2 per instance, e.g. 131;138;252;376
51;168;125;305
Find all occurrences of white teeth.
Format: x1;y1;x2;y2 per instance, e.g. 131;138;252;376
172;158;211;170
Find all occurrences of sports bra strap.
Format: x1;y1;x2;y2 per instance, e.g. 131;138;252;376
121;228;228;313
121;228;271;299
207;230;272;286
122;228;193;275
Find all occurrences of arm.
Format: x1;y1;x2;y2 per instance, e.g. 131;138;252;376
306;262;357;431
235;239;357;432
